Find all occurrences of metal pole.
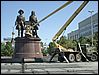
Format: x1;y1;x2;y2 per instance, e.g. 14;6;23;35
34;1;73;27
22;58;24;73
88;10;94;46
12;26;15;38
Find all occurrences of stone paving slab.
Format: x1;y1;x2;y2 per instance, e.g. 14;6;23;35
1;70;8;73
9;70;21;73
31;69;48;74
44;68;65;71
63;67;98;71
1;65;22;69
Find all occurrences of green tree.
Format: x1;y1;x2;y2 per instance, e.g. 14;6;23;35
78;37;91;45
1;42;13;56
47;36;77;55
40;42;44;47
47;42;56;55
57;36;76;49
41;42;49;56
78;33;98;48
93;32;98;49
1;43;6;56
42;49;48;56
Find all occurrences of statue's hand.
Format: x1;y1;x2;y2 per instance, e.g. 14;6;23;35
15;22;18;25
31;26;34;30
38;24;40;26
31;23;33;25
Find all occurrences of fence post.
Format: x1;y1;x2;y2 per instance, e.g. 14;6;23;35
22;58;24;73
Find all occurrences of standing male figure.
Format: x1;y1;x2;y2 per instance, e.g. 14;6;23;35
29;11;39;38
15;9;25;37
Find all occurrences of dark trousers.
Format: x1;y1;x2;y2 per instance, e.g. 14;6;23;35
49;52;64;62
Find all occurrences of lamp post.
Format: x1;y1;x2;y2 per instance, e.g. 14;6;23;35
12;26;15;38
11;26;15;49
88;10;94;46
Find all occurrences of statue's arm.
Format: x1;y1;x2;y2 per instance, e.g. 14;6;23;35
36;16;39;26
29;16;31;21
23;17;25;22
15;16;18;25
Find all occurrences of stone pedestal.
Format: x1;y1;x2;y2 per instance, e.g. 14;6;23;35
13;37;43;61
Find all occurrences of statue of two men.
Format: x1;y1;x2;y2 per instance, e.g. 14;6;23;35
15;9;39;38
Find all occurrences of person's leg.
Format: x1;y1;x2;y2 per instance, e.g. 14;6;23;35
49;53;57;62
59;52;69;63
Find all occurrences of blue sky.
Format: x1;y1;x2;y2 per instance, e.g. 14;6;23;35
1;1;98;44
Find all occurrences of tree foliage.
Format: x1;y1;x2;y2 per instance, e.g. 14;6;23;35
47;42;56;55
42;49;48;56
41;42;49;56
1;42;13;56
47;36;77;55
78;32;98;48
57;36;77;49
78;37;91;45
93;32;98;49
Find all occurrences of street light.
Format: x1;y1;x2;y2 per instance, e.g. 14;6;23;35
88;10;94;46
11;26;15;40
11;26;15;49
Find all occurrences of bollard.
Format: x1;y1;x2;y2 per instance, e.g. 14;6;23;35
22;58;24;73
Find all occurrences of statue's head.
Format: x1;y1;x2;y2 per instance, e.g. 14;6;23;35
31;11;35;16
18;9;24;15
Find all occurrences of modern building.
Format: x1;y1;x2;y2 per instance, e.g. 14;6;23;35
68;29;79;40
79;13;98;38
68;12;98;40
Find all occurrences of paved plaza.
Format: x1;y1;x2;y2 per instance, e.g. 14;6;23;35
1;62;98;74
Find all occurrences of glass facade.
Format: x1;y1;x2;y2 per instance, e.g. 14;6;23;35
68;13;98;40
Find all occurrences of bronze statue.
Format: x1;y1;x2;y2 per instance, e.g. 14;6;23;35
29;11;39;38
25;25;33;37
15;9;25;37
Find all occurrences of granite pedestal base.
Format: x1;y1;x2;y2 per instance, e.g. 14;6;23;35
13;37;43;62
